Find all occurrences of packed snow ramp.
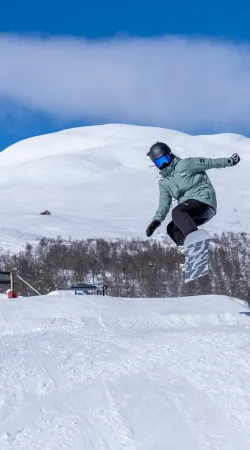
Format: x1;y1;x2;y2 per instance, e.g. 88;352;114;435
0;293;250;450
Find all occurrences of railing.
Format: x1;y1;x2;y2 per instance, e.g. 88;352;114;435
70;284;108;296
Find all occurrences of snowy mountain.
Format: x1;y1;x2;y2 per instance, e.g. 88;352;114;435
1;125;250;448
0;292;250;449
0;124;249;251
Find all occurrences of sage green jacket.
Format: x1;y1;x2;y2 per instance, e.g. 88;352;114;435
153;156;233;222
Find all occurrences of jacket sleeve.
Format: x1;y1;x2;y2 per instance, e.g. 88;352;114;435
186;157;233;173
153;181;172;222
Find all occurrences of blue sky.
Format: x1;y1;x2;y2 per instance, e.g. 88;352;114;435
1;0;250;150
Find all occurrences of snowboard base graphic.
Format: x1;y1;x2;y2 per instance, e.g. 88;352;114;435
183;230;211;283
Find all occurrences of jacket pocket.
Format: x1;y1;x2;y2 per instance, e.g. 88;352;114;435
201;188;213;202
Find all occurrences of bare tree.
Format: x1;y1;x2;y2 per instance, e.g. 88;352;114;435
0;233;249;305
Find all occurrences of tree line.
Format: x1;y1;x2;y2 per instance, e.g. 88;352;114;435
0;232;249;305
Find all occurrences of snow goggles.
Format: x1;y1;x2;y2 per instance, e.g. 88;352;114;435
154;154;172;169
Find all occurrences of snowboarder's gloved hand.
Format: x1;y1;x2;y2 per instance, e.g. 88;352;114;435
231;153;240;166
146;220;161;237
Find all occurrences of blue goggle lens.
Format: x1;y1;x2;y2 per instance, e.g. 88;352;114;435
154;154;172;168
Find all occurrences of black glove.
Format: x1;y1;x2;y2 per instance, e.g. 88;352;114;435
231;153;240;166
146;220;161;237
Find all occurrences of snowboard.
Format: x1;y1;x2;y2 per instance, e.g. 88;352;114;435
183;229;211;283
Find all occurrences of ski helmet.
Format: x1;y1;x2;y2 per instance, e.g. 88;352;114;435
147;142;174;169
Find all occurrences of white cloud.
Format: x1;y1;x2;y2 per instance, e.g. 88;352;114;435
1;34;250;131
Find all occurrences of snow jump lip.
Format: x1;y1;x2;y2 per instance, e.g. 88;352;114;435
0;312;250;334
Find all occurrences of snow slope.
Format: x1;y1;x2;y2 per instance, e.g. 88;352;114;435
0;124;249;251
0;293;250;449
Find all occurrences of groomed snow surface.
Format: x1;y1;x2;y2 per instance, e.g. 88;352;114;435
0;292;250;449
1;125;250;448
0;124;249;251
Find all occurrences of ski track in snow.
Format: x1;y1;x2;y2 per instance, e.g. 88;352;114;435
0;294;250;449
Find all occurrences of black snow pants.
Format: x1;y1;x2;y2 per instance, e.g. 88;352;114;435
167;199;216;246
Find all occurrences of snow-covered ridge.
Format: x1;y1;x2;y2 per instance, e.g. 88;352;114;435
0;293;249;333
0;124;249;251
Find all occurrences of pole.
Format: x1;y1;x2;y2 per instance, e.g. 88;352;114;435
10;271;14;292
16;274;42;296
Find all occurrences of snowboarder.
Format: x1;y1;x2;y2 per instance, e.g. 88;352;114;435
146;142;240;246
